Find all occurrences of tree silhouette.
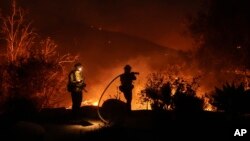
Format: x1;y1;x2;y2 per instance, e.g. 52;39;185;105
173;85;204;113
171;77;204;113
188;0;250;71
161;82;172;109
0;1;77;114
210;82;250;115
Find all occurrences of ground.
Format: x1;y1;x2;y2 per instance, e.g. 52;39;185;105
0;106;249;141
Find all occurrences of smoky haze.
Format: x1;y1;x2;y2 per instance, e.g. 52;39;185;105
0;0;206;108
0;0;200;51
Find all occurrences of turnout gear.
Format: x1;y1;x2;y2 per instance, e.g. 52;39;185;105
119;65;139;112
67;63;86;114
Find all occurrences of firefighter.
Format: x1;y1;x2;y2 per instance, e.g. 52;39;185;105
67;63;86;115
119;65;139;112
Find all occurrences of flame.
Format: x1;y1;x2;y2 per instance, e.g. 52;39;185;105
82;100;99;106
204;104;214;111
92;101;99;106
68;61;231;112
66;106;71;109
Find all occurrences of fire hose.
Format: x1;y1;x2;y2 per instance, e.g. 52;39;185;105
97;74;122;123
97;72;139;123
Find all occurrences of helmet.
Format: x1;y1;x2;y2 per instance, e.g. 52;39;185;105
74;63;82;68
124;64;131;71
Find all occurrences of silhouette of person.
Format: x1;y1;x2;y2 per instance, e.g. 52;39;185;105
67;63;86;115
119;65;139;112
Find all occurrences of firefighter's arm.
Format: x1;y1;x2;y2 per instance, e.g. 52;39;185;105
79;81;87;93
70;73;77;84
132;72;139;80
76;80;86;88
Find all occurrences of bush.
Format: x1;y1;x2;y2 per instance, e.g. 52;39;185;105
210;82;250;114
139;72;204;112
173;88;204;113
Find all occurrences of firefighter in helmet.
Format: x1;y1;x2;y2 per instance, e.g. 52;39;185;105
119;65;139;112
67;63;86;114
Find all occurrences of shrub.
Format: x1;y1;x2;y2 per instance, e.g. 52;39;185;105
139;72;204;112
210;82;250;114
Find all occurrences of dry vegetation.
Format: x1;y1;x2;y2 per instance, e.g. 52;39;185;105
0;1;77;114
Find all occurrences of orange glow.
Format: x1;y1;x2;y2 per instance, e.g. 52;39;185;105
66;58;248;112
82;100;99;106
204;104;215;111
82;61;216;111
92;101;98;106
84;58;153;110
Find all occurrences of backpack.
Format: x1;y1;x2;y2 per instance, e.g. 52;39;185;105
67;71;75;92
67;83;74;92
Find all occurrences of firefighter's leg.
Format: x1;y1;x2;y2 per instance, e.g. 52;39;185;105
124;90;132;112
75;92;82;113
71;92;78;113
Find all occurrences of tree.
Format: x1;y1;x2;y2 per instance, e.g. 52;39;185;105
188;0;250;71
1;0;34;62
171;76;204;113
161;82;172;109
139;72;168;111
0;1;77;114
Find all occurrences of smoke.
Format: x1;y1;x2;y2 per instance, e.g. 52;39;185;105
0;0;200;50
70;29;188;109
3;0;238;109
187;0;250;94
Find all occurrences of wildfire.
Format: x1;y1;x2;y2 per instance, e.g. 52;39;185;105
82;100;99;106
204;104;215;111
92;101;99;106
